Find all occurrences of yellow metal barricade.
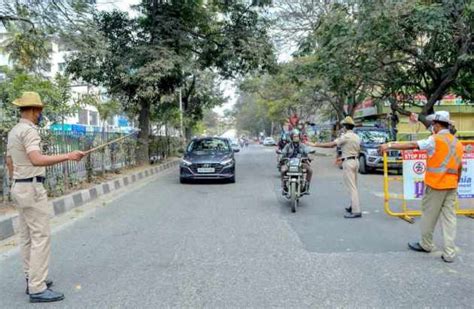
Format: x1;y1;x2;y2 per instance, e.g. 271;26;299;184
383;140;474;223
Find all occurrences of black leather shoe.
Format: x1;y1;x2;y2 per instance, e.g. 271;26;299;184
344;212;362;219
345;206;352;213
408;242;430;253
26;279;53;295
441;255;454;263
29;289;64;303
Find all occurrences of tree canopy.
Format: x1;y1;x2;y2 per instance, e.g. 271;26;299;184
237;0;473;131
67;0;275;163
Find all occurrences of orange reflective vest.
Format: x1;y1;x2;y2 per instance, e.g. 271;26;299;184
425;133;464;190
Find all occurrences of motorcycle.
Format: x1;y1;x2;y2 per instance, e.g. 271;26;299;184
278;152;314;213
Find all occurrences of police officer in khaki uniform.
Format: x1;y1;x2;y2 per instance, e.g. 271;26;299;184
305;116;362;218
6;92;85;303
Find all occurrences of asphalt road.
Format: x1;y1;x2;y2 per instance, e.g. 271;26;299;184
0;145;473;308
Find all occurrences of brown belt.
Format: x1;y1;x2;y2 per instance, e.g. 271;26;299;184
341;156;357;162
14;176;46;183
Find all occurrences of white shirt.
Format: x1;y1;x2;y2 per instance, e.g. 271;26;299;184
417;129;450;156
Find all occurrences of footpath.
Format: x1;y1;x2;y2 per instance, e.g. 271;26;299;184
0;159;179;240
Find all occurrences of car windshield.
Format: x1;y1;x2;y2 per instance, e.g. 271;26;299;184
188;139;231;153
357;130;390;143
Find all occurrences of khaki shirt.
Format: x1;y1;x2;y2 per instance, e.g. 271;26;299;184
335;130;361;159
7;119;46;179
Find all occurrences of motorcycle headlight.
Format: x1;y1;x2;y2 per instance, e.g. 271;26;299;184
221;158;234;166
181;159;192;166
289;166;300;172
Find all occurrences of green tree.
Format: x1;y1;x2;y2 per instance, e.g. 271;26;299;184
356;0;473;125
68;1;274;164
0;68;79;133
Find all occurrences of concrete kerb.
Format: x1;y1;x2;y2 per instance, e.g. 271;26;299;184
0;159;179;240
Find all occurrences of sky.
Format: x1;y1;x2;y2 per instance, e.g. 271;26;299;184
96;0;141;13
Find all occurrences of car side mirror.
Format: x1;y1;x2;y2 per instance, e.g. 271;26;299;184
276;150;282;154
233;148;240;153
309;150;316;154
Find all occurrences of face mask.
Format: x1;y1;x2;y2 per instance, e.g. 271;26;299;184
428;125;435;134
37;112;43;124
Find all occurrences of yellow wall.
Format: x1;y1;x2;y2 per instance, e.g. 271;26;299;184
381;105;474;139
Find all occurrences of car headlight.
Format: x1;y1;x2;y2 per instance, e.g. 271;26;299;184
221;158;234;166
367;149;379;156
181;159;192;166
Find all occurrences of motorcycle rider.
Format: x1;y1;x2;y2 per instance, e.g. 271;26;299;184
277;134;289;150
280;129;313;194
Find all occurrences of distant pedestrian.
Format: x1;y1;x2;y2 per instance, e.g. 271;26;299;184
6;92;85;302
379;111;463;263
305;116;362;218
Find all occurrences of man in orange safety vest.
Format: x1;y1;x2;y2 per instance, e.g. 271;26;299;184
379;111;464;263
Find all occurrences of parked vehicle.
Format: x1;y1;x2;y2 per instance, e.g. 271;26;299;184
263;137;276;146
180;137;237;183
354;127;402;174
229;138;241;152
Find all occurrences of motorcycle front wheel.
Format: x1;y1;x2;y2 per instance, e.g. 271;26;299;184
290;182;298;213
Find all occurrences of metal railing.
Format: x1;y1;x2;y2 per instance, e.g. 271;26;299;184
1;130;138;199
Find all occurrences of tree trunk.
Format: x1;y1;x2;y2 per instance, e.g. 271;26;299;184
137;100;151;165
346;95;357;117
389;96;431;128
328;97;346;121
101;124;105;175
185;126;192;141
165;123;170;158
421;60;462;118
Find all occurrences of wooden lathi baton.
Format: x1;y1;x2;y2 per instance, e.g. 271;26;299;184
83;131;139;155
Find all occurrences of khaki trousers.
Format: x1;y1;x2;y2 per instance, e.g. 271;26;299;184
343;159;360;213
420;186;457;260
11;182;51;294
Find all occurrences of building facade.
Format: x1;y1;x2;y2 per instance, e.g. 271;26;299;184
0;30;134;133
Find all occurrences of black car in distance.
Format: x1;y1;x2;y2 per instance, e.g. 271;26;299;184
180;137;237;183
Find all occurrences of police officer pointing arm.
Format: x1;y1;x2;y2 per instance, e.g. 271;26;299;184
305;117;362;219
6;92;85;303
379;111;463;263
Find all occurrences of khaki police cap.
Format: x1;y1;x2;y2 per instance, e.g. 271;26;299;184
12;92;44;108
340;116;355;126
